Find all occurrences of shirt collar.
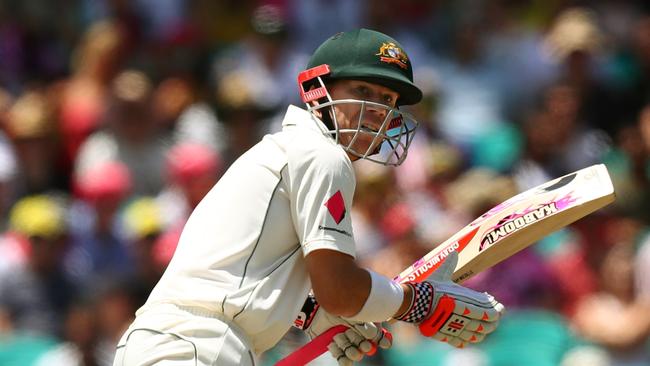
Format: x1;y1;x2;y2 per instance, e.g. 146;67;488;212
282;105;329;133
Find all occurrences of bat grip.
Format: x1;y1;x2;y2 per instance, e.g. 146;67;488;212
274;325;348;366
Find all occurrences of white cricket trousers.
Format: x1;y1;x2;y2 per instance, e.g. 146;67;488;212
113;304;257;366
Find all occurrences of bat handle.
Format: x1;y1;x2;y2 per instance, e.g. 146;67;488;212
275;325;348;366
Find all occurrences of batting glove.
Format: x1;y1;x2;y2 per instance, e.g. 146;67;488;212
294;294;392;365
395;251;505;348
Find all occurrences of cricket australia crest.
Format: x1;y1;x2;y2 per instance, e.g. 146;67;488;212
376;42;408;69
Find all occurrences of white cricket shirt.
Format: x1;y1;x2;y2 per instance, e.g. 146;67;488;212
139;105;357;354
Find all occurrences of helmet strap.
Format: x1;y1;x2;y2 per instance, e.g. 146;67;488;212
319;99;335;131
306;76;338;137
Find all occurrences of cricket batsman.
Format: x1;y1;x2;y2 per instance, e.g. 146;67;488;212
113;28;505;366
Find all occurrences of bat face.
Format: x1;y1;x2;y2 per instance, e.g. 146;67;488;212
394;164;615;285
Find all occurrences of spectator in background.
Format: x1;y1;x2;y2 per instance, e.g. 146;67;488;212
0;130;17;229
634;227;650;340
349;161;395;258
362;0;437;81
153;76;227;154
64;161;135;292
480;0;558;119
0;194;75;338
35;298;103;366
4;89;65;194
428;20;511;161
93;283;138;364
0;0;72;92
0;107;25;273
362;201;430;281
213;69;275;166
157;142;222;230
148;143;223;284
602;104;650;223
542;7;622;137
74;69;168;196
571;216;650;365
121;197;165;305
514;82;610;189
617;15;650;125
210;3;309;133
0;89;17;224
55;20;126;177
0;5;23;93
35;282;139;366
190;0;256;46
288;0;365;52
399;142;468;247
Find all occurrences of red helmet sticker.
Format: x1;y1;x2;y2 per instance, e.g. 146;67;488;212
324;190;347;224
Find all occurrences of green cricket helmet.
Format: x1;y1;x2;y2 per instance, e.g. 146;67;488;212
297;28;422;166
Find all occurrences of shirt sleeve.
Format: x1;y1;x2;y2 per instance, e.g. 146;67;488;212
286;141;357;258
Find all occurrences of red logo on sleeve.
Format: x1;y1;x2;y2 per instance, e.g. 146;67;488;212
324;190;347;224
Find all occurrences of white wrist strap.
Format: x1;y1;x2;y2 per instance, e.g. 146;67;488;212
346;270;404;323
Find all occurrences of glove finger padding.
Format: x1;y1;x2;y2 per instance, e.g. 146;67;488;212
431;281;505;322
327;342;353;366
343;328;373;354
333;329;364;361
464;317;498;334
348;323;380;348
431;332;467;349
458;329;485;343
372;327;393;349
446;335;467;348
329;324;392;363
328;324;393;366
349;322;393;351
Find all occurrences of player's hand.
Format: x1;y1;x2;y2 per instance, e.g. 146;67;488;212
294;295;392;365
396;251;505;348
325;324;392;366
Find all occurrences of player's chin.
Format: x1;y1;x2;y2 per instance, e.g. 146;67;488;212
353;139;382;156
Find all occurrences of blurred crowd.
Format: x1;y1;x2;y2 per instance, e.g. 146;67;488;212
1;0;650;365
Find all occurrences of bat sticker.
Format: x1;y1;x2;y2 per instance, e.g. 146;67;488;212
470;173;578;228
480;202;558;250
540;173;577;192
479;192;578;251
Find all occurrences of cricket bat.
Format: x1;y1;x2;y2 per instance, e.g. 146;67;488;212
276;164;615;365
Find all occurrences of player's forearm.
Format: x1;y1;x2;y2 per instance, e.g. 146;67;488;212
327;271;412;319
305;249;414;319
394;283;414;318
316;267;372;317
306;249;372;316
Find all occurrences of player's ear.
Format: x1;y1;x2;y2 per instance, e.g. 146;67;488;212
310;100;323;119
